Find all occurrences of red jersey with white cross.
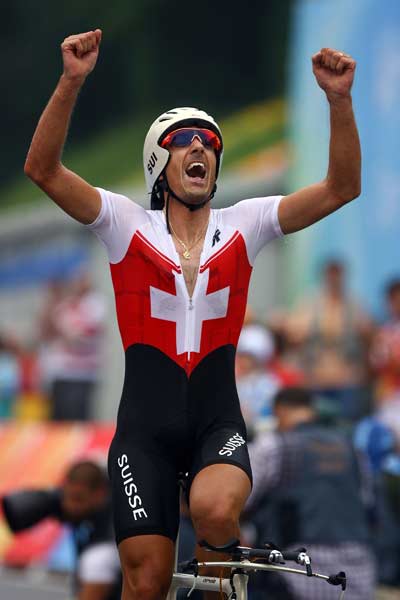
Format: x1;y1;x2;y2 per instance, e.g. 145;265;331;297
88;188;283;376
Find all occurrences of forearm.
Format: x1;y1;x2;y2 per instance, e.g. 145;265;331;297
24;75;84;183
326;94;361;202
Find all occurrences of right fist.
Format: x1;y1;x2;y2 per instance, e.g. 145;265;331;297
61;29;102;81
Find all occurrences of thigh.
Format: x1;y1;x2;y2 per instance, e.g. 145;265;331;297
188;424;253;494
108;435;181;545
189;463;251;519
188;425;252;536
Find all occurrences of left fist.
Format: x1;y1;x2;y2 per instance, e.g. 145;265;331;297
312;48;356;99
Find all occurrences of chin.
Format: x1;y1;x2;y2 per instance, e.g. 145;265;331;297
184;193;210;208
181;173;213;199
183;184;212;202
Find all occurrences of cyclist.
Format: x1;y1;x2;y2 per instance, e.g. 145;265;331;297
24;30;360;600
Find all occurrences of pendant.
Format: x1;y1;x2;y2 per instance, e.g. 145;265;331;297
183;250;191;259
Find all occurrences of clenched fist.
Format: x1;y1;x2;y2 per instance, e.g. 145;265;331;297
312;48;356;100
61;30;102;82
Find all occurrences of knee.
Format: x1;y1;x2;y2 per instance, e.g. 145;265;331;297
122;558;172;600
191;498;239;542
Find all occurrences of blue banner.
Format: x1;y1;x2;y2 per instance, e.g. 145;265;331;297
287;0;400;315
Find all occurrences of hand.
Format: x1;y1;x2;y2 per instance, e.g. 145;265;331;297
61;29;102;82
312;48;356;100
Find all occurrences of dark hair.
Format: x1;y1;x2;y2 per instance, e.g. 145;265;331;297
385;278;400;298
64;460;109;491
273;387;314;409
323;259;344;274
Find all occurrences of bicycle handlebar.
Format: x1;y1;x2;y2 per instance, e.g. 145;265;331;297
281;550;302;561
198;539;345;587
199;540;310;567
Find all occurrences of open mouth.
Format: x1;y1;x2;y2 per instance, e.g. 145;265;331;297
185;161;207;180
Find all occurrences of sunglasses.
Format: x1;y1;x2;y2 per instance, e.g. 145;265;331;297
160;128;222;152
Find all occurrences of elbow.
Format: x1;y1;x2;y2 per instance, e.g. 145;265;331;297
24;159;46;185
342;185;361;204
24;158;42;184
345;183;361;203
326;178;361;206
24;159;59;187
24;160;36;182
346;177;362;202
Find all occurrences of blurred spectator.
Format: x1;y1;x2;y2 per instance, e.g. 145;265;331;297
0;333;20;419
14;342;50;421
370;278;400;404
38;272;106;421
354;414;400;585
354;415;397;476
268;329;305;387
282;259;374;421
236;323;281;436
2;459;121;600
246;387;376;600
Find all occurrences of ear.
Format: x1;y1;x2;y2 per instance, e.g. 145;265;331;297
158;175;167;190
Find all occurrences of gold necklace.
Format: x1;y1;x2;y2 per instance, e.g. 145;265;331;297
169;220;209;259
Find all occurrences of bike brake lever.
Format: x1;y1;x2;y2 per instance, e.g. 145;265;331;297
327;571;347;590
178;559;199;575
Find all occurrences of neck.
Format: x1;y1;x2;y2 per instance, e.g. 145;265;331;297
325;287;343;301
164;195;210;244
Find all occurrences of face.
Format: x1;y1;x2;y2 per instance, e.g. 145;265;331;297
62;481;105;523
235;353;259;378
164;132;217;205
324;263;344;294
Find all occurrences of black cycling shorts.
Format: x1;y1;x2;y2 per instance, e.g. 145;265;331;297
108;344;252;545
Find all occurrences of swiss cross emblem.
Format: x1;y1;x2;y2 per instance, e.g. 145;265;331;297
150;269;229;355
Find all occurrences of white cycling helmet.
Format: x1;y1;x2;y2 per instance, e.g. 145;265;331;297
143;107;223;209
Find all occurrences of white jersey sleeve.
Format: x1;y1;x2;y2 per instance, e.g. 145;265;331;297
77;541;121;584
222;195;284;265
86;188;149;264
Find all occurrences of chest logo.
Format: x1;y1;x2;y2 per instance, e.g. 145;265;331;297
150;268;229;356
212;228;221;247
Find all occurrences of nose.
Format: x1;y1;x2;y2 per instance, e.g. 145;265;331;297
190;136;205;152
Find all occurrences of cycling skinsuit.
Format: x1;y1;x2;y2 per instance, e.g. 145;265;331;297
87;188;283;544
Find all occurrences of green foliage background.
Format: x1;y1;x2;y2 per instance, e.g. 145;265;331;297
2;1;291;187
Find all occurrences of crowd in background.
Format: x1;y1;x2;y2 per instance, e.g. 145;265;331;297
1;259;400;596
0;269;106;422
235;259;400;595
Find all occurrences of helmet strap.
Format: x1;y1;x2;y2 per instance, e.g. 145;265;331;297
165;192;171;234
159;177;216;217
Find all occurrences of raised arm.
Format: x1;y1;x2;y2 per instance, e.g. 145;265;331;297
278;48;361;234
24;30;102;224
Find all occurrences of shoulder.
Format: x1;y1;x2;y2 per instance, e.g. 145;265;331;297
215;195;284;264
221;195;284;239
87;187;150;229
85;188;154;264
223;194;283;217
